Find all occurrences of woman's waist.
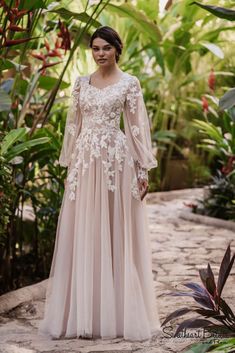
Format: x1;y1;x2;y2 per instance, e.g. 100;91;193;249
80;124;122;135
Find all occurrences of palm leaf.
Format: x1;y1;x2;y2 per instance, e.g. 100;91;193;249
191;2;235;21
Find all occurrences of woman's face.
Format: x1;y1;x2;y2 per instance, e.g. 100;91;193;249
91;37;117;67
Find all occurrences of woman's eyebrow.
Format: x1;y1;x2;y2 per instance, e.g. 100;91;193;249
92;44;112;48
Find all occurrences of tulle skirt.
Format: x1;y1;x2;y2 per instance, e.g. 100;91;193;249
38;151;160;341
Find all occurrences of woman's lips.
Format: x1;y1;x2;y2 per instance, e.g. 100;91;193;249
98;59;106;63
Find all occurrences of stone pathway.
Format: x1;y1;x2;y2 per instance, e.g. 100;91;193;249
0;189;234;353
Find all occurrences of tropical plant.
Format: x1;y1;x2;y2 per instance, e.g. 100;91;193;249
194;170;235;221
192;2;235;114
0;127;50;292
161;244;235;337
184;337;235;353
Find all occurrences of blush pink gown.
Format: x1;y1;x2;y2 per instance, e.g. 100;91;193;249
38;71;160;341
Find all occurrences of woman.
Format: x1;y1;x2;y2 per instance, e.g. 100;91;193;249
38;26;160;342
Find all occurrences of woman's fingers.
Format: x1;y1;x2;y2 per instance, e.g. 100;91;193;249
138;178;148;200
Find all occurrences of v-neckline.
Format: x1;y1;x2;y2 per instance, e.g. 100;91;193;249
87;72;126;91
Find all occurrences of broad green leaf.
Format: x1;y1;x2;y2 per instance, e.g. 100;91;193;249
5;137;51;161
0;58;27;72
14;79;28;96
149;46;165;75
200;42;224;59
191;2;235;21
207;338;235;352
0;88;11;112
38;76;70;91
183;341;213;353
1;128;27;155
199;26;235;42
180;71;234;88
106;3;162;41
219;88;235;110
136;0;159;21
48;8;101;27
18;0;47;10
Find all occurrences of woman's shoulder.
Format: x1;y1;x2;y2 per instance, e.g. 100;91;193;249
123;72;139;81
71;75;88;90
74;75;89;83
122;72;141;90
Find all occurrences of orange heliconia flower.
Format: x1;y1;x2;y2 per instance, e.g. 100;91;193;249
201;96;209;113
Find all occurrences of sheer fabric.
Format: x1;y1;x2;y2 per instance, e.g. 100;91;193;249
38;72;160;341
58;77;82;168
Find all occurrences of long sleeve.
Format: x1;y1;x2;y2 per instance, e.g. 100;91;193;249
123;76;158;181
58;76;82;168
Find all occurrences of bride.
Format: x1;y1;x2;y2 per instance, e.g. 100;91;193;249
38;25;160;342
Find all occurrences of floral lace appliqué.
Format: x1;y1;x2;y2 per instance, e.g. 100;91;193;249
126;77;142;114
67;123;76;136
131;125;140;137
64;73;152;202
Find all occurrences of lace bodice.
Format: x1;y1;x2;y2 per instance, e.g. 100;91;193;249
59;72;158;200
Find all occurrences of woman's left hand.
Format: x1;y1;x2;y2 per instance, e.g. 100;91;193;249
138;178;148;200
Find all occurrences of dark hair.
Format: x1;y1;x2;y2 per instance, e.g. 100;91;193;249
89;26;123;62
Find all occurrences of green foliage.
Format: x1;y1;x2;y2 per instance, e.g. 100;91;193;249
192;3;235;21
196;171;235;221
0;156;15;246
184;338;235;352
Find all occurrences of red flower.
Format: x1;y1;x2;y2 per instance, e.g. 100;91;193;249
201;96;209;113
55;37;61;49
0;0;9;11
31;53;46;61
47;48;62;58
44;39;50;52
8;24;28;32
39;61;62;75
11;98;19;109
221;156;235;175
208;68;215;93
58;19;71;52
3;37;34;47
15;9;28;19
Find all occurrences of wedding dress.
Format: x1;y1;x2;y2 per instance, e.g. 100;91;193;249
38;71;160;341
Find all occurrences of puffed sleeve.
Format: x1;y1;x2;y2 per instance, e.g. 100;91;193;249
58;76;82;168
123;76;158;181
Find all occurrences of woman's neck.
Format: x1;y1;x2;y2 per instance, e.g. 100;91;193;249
97;64;121;78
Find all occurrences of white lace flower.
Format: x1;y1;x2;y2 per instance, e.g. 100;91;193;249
131;177;141;201
64;73;151;202
131;125;140;137
67;123;76;136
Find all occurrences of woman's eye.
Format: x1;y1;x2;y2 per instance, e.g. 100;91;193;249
92;47;111;52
